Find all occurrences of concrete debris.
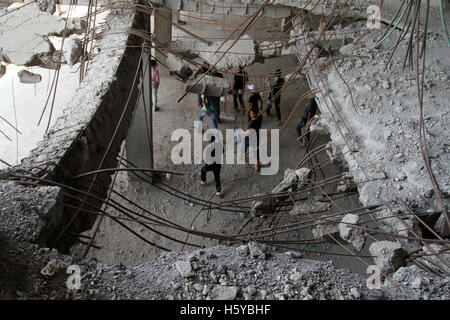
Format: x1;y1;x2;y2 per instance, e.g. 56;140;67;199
295;168;310;187
236;244;249;256
175;260;194;278
167;58;193;80
416;244;450;276
248;242;267;259
37;0;59;15
208;285;238;300
40;259;60;276
249;193;274;217
169;34;255;70
63;37;82;66
338;214;365;251
185;74;231;97
337;172;356;192
433;214;450;237
312;216;343;243
369;241;407;274
272;168;299;194
18;70;42;84
290;201;330;216
0;3;84;66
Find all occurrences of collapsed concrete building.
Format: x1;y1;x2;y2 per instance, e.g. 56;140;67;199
0;0;449;301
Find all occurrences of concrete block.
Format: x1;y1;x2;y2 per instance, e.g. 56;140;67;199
369;241;407;274
18;70;42;84
208;285;238;300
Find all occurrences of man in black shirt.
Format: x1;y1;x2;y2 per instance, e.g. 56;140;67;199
296;97;318;147
195;61;211;107
243;110;263;172
198;135;223;196
246;84;263;121
233;65;248;112
267;69;285;125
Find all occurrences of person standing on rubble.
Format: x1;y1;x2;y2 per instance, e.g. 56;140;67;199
296;97;318;147
267;68;285;125
198;135;223;197
233;65;248;113
246;84;263;122
151;60;160;111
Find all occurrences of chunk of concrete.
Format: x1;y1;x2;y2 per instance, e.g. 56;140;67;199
339;214;365;251
37;0;59;14
295;167;310;187
185;74;231;97
417;244;450;276
208;285;238;300
369;241;407;274
248;242;267;258
312;216;343;243
433;214;450;237
18;70;42;84
40;259;60;277
63;37;82;66
272;168;299;194
250;193;274;217
175;260;194;278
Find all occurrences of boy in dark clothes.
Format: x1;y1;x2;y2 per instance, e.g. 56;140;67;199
198;136;223;196
233;65;248;112
243;110;263;172
296;97;318;147
246;84;263;121
267;69;285;125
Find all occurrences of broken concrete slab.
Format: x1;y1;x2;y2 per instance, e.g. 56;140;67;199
18;69;42;84
433;214;450;237
208;285;238;300
249;193;275;217
170;34;256;70
175;260;194;278
63;37;82;66
295;167;310;187
0;3;82;66
369;241;407;274
416;244;450;277
271;168;298;194
185;74;231;97
339;214;365;251
312;216;343;243
37;0;59;15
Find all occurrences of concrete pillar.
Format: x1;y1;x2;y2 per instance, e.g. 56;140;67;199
154;8;172;64
126;51;153;181
173;9;181;23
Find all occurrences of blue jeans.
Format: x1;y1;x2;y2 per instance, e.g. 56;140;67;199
296;118;309;143
198;109;218;129
152;85;158;110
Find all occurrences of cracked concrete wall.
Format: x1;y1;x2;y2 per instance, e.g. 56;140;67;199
2;3;145;253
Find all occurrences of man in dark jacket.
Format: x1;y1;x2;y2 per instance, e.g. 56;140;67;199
233;65;248;112
267;69;285;125
198;135;223;196
296;97;318;147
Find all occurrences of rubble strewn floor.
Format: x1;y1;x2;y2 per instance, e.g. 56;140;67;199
0;1;449;301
